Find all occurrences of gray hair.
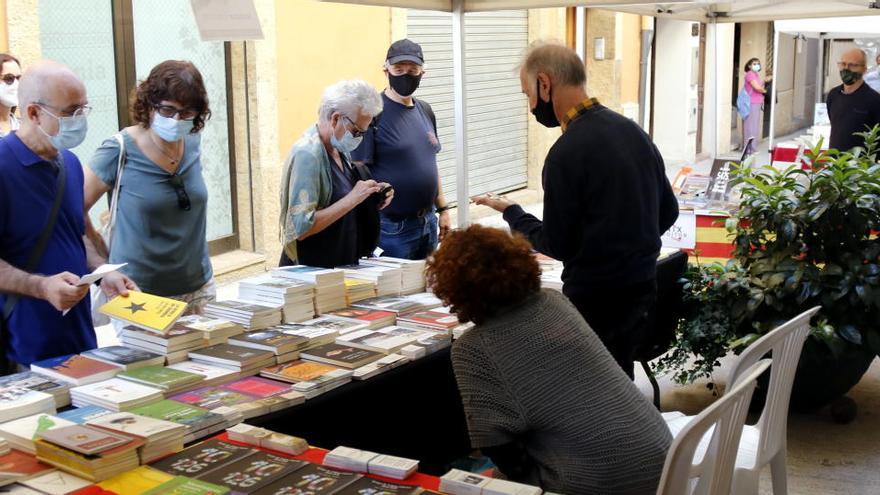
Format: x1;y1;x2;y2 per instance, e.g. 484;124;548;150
521;41;586;87
318;80;382;122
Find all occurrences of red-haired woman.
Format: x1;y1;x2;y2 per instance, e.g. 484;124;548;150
428;224;671;495
83;60;215;316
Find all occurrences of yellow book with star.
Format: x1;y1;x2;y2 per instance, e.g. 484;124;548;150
99;291;188;335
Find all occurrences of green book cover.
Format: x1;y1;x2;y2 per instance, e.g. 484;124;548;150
143;476;231;495
130;400;222;430
119;366;203;389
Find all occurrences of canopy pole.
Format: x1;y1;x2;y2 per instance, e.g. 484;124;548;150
708;19;719;157
816;35;825;104
452;0;470;227
575;7;586;62
768;25;780;158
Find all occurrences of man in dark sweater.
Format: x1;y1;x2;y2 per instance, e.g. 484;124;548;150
475;42;678;378
826;48;880;152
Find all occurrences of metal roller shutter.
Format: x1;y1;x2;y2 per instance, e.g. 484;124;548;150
406;9;529;204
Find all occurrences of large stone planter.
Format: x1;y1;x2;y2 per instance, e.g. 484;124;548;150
788;338;876;413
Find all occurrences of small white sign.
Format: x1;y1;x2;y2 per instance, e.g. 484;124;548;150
594;37;605;60
662;210;697;250
814;103;830;126
190;0;264;42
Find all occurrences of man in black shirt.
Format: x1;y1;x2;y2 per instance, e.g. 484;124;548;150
827;48;880;151
474;42;678;378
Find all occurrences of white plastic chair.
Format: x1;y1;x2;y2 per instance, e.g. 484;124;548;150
664;306;820;494
657;359;772;495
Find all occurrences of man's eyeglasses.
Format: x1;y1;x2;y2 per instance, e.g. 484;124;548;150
343;116;368;138
837;62;865;71
1;74;20;85
154;104;198;121
36;102;92;119
387;64;424;77
168;174;191;211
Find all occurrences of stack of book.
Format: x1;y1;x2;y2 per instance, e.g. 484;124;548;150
344;277;378;305
99;291;188;336
260;360;353;399
69;378;163;412
87;412;185;464
352;295;423;316
275;323;339;348
413;332;453;355
302;315;370;335
324;446;419;480
300;343;384;370
540;268;563;292
0;372;70;409
19;467;94;493
57;405;113;424
96;465;175;494
440;469;543;495
0;413;76;454
453;322;476;340
402;292;443;312
149;438;254;478
340;264;403;297
121;325;207;365
361;257;426;294
34;424;143;482
0;386;55;423
203;300;283;331
272;265;346;314
117;366;205;395
171;384;264;412
30;355;120;387
337;327;430;355
397;310;461;334
130;400;227;444
255;463;361;494
165;360;238;387
238;275;316;324
227;329;309;364
198;450;307;493
81;345;165;371
0;448;54;487
327;308;396;330
338;477;424;494
352;353;410;381
534;252;563;272
188;343;276;376
0;438;7;456
177;315;245;346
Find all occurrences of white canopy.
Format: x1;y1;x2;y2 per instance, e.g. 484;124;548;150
776;15;880;38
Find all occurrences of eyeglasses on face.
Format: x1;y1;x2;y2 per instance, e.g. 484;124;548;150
154;104;198;121
168;173;191;211
1;74;20;85
388;64;424;77
343;115;368;138
837;62;865;71
36;102;92;119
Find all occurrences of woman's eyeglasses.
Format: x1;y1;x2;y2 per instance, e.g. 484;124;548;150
168;174;191;211
343;116;368;138
154;104;198;121
1;74;20;85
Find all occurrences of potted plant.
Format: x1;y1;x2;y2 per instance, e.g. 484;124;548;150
656;125;880;418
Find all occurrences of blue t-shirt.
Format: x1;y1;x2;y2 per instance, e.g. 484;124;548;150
351;93;440;218
0;133;95;365
89;130;212;296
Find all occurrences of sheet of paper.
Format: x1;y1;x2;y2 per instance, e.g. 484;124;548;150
190;0;264;41
662;210;696;249
77;263;127;287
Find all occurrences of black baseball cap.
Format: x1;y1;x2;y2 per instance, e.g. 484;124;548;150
386;39;424;66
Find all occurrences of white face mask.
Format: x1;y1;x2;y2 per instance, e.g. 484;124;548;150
0;80;17;108
752;64;762;72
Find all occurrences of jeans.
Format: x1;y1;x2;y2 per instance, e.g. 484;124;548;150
378;211;438;260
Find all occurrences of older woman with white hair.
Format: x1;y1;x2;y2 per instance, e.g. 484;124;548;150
279;79;391;268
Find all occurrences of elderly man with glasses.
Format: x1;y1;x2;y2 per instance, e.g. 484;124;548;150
0;61;135;372
826;47;880;151
279;80;392;269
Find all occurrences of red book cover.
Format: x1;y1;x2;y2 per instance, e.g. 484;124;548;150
401;311;459;328
0;449;53;479
31;355;118;379
220;377;290;398
330;308;395;322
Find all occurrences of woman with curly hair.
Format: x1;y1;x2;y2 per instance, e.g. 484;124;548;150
83;60;215;315
428;224;671;495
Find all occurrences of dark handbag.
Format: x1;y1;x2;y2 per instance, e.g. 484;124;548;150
349;160;382;258
1;155;67;373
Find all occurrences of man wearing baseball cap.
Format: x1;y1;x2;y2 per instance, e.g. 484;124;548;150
351;39;451;260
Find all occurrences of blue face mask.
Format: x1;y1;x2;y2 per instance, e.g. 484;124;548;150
330;117;363;153
152;113;195;142
38;106;88;150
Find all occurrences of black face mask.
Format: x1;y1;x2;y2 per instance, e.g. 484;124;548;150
531;78;559;128
840;69;862;86
389;73;422;97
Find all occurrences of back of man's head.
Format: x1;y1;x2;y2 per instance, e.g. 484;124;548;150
521;42;586;88
18;60;84;114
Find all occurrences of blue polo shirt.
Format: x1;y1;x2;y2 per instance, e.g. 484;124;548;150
351;92;440;219
0;132;95;365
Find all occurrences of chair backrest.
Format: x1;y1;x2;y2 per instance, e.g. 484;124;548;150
657;359;772;495
726;306;820;467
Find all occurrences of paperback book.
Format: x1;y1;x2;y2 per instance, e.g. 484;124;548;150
29;355;119;387
149;439;255;478
99;291;188;335
69;378;164;412
0;372;71;409
0;414;76;455
299;343;384;369
251;463;360;495
199;451;307;494
80;346;165;371
0;386;56;424
117;366;204;394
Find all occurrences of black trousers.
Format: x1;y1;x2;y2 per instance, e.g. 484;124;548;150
565;279;657;380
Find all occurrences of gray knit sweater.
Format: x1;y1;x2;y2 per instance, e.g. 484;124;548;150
451;289;671;495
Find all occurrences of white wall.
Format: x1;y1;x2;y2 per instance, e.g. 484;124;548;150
701;22;736;156
654;19;695;163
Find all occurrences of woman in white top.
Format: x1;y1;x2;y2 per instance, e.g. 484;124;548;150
0;53;21;137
